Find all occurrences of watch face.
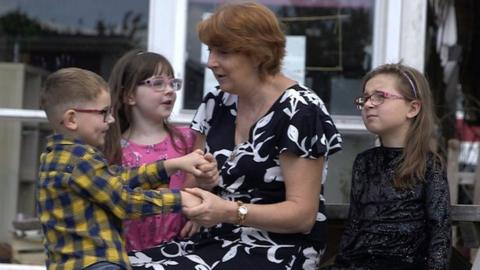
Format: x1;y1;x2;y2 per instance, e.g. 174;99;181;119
239;206;248;215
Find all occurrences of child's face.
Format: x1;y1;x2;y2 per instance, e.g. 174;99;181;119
75;90;114;148
361;74;414;142
129;73;178;122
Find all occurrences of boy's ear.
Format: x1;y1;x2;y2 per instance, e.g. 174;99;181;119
406;100;421;119
61;109;78;130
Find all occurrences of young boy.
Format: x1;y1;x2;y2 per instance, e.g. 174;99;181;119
37;67;211;270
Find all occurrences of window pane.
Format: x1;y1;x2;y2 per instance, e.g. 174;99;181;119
0;0;149;219
184;0;374;116
0;0;149;77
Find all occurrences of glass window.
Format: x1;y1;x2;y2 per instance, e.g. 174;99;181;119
0;0;149;77
0;0;149;220
183;0;374;116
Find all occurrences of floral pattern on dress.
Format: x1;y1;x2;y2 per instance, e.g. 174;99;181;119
128;84;342;269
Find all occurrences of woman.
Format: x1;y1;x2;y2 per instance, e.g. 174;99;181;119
129;2;342;269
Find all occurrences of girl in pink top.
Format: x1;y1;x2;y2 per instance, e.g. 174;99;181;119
104;49;218;252
120;126;195;251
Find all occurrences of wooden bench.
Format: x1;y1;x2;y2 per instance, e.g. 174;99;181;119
12;203;477;269
325;203;480;222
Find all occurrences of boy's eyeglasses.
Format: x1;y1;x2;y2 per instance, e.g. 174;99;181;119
138;77;183;91
72;107;112;122
354;90;406;110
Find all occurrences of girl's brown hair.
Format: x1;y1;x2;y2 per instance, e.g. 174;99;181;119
197;1;286;79
362;63;443;188
104;49;190;164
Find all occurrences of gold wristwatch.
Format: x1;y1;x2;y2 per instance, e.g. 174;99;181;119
236;201;248;225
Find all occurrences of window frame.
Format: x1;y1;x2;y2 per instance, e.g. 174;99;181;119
147;0;425;132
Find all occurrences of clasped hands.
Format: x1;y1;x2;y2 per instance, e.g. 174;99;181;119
178;149;222;237
177;149;219;189
179;186;228;238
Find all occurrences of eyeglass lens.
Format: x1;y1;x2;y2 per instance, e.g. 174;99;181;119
355;93;384;109
144;78;182;91
97;107;111;122
101;109;108;122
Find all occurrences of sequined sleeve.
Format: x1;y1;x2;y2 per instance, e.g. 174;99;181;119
424;159;451;269
338;155;363;254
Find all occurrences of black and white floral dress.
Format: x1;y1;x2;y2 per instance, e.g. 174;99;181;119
128;84;342;270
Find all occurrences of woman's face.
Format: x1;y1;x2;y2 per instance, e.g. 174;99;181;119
206;47;259;93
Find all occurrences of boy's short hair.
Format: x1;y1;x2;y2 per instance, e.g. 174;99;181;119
41;67;109;126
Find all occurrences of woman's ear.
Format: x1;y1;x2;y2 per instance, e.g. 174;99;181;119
406;100;421;119
61;109;78;130
248;54;261;70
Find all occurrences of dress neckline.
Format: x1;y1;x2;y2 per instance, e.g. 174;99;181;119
121;135;169;148
231;84;300;147
380;145;403;151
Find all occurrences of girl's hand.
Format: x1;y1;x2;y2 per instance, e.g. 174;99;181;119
164;149;207;176
179;220;201;238
195;153;219;190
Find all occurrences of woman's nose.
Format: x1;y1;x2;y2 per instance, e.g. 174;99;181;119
207;52;217;69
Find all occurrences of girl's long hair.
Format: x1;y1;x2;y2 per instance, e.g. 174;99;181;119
362;63;443;188
104;49;190;164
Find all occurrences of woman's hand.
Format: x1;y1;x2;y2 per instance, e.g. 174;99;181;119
195;153;220;190
185;133;219;190
181;187;233;228
180;190;202;209
164;149;208;177
179;220;201;238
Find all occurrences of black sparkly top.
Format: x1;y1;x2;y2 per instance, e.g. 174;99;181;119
335;146;451;270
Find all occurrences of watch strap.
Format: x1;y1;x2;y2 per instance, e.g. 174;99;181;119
236;201;247;225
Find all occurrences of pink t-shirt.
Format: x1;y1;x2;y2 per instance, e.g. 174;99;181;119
121;126;196;252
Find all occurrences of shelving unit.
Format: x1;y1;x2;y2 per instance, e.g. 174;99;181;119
0;63;48;244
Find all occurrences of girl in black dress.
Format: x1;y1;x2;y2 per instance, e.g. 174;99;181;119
326;63;450;270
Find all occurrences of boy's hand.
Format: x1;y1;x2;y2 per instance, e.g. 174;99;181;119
195;153;219;190
164;149;208;176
